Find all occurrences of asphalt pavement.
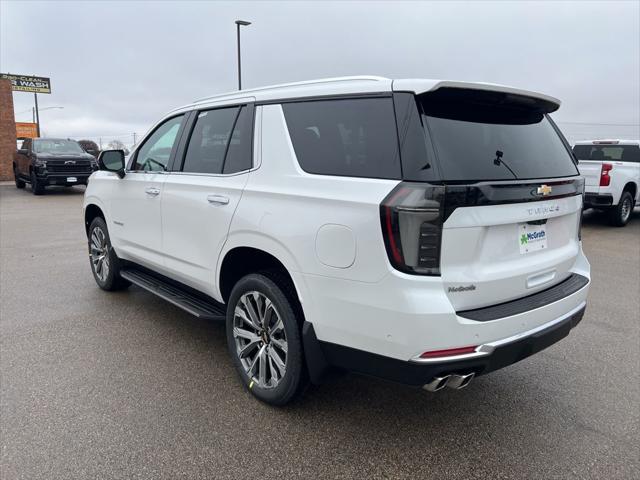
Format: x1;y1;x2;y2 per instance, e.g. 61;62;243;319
1;184;639;479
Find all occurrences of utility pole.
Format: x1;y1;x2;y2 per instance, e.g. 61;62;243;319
99;137;102;150
32;107;35;123
34;93;41;137
133;132;137;145
235;20;251;90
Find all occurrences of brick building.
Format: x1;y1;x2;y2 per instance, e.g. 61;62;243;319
0;79;17;181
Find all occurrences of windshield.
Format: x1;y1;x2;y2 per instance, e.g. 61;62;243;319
573;144;640;163
33;139;85;155
416;91;578;182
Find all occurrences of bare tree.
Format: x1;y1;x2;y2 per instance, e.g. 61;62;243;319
107;139;126;150
78;140;100;157
107;139;130;155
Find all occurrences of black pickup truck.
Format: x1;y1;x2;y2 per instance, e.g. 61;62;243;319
13;138;98;195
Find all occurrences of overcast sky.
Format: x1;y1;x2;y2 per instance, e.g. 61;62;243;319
1;0;639;147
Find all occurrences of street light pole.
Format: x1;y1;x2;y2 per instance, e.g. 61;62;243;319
235;20;251;90
34;93;41;137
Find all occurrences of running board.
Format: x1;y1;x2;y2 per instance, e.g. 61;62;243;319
120;268;226;320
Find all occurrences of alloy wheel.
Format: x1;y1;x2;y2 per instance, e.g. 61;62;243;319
233;291;288;389
90;226;110;283
621;197;632;223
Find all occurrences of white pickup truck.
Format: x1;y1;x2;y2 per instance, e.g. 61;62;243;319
573;140;640;226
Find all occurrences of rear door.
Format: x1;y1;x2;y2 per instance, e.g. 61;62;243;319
161;104;254;296
403;89;583;310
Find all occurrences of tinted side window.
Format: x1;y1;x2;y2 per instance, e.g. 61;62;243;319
182;107;239;174
134;115;184;171
223;106;253;174
282;98;401;179
393;92;439;182
573;145;640;163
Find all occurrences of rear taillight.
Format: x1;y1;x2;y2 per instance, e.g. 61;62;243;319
600;163;612;186
380;183;445;275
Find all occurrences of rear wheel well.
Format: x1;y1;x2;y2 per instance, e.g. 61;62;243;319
84;204;105;236
622;182;637;200
219;247;301;310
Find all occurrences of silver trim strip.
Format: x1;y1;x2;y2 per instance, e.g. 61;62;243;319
410;301;586;364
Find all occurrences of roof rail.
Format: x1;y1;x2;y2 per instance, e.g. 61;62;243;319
192;75;389;104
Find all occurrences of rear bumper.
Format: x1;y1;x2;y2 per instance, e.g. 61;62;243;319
305;302;586;386
584;193;613;208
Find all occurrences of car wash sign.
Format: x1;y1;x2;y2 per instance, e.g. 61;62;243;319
0;73;51;94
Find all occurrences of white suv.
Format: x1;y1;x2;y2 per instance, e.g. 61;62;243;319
573;140;639;226
83;76;590;405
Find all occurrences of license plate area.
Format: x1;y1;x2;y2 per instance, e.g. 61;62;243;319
519;223;547;254
67;177;77;183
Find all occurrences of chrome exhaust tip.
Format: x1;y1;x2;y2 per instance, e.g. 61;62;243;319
423;375;451;392
446;372;475;390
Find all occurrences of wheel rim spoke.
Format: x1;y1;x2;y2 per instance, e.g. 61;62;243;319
258;347;267;386
269;317;284;336
234;327;259;342
268;347;286;377
240;296;262;330
239;338;261;359
270;336;288;354
246;345;264;377
233;291;288;390
236;306;259;333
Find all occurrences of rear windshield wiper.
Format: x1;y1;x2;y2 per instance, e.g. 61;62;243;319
493;150;517;179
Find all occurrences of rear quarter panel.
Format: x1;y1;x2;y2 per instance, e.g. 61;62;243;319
220;104;399;303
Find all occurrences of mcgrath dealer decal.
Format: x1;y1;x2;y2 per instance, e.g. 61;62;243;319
519;223;548;254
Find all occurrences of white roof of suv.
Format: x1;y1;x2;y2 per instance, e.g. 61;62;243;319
170;76;561;113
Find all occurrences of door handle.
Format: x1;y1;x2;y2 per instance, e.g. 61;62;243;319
207;194;230;205
145;187;160;196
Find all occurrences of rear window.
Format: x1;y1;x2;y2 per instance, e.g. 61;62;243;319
282;97;401;179
416;90;579;182
573;144;640;163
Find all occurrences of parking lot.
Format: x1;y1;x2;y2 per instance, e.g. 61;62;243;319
0;184;638;479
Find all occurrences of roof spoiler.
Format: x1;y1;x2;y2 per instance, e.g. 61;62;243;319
394;79;561;113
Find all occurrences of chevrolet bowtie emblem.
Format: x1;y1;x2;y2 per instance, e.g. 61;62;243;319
537;184;552;196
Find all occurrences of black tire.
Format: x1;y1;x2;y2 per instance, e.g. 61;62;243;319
30;170;45;195
226;272;307;406
608;191;634;227
14;166;25;189
88;217;130;291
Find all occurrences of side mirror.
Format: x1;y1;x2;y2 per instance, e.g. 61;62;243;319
98;150;126;178
17;149;28;155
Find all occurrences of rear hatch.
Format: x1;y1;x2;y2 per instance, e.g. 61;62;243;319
387;88;582;311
